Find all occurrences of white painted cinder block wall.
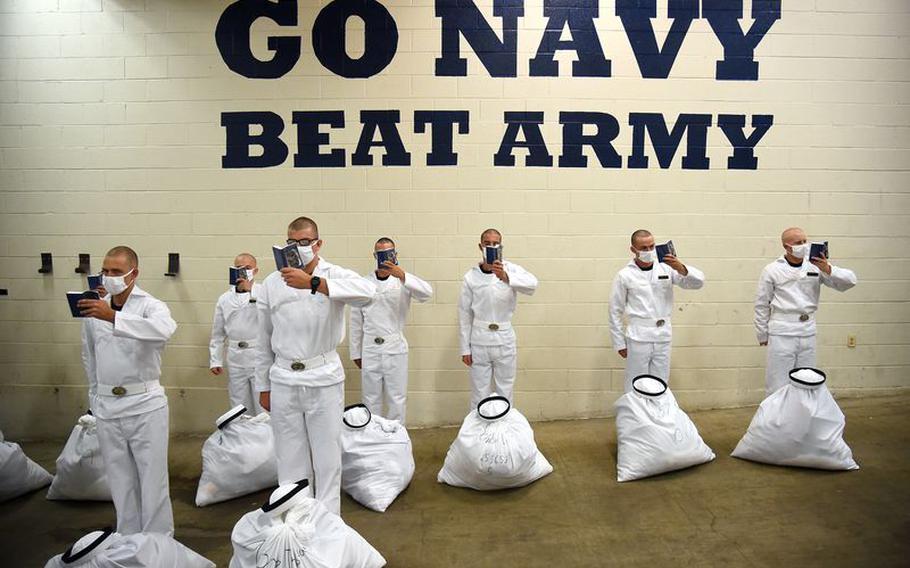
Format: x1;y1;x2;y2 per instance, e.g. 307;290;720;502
1;0;908;439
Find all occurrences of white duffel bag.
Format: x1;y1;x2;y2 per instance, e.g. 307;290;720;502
230;480;386;568
44;529;215;568
0;428;53;502
615;375;715;482
47;413;111;501
437;395;553;491
341;404;415;512
195;405;279;507
732;367;859;470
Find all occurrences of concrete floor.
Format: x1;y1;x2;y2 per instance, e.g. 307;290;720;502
2;394;909;568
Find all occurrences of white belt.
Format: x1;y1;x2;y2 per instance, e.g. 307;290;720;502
96;380;161;397
229;339;255;349
275;350;338;372
628;316;670;328
474;319;512;332
364;332;403;346
771;312;815;322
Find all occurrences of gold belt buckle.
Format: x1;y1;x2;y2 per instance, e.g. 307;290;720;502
488;323;500;331
238;341;249;348
111;386;127;396
374;337;385;344
799;314;809;322
290;361;305;371
656;319;666;327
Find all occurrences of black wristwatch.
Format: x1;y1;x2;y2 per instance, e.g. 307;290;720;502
310;275;321;295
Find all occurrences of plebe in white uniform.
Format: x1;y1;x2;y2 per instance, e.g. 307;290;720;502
609;260;704;392
257;257;375;515
229;481;386;568
195;405;278;507
458;262;538;410
0;428;53;502
350;270;432;424
46;413;111;501
81;285;177;535
732;367;859;470
754;256;857;394
44;529;215;568
614;375;715;482
210;283;263;414
438;395;552;491
340;404;415;512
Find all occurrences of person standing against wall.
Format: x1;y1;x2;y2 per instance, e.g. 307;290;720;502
209;253;263;414
255;216;375;515
609;230;705;392
458;229;538;410
755;227;857;394
350;237;433;424
77;246;177;535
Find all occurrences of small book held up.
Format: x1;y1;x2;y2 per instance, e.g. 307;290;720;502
810;241;829;260
484;245;503;265
375;249;397;270
273;244;303;271
229;266;251;285
656;240;676;263
66;290;101;318
87;274;102;291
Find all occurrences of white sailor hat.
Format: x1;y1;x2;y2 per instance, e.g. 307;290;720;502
216;404;247;429
342;403;372;429
477;394;511;420
60;528;117;565
788;367;827;389
261;479;311;517
631;374;668;398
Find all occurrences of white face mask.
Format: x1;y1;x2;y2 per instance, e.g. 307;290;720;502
789;243;810;259
637;249;657;264
102;269;134;296
297;245;315;266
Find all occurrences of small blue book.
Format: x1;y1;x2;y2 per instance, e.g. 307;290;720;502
273;243;303;270
67;290;101;317
810;241;829;260
656;240;676;263
484;245;502;265
229;266;251;285
87;274;102;290
375;249;397;270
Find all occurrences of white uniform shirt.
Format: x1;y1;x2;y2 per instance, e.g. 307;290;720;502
458;261;538;356
350;271;433;359
609;260;705;350
209;283;261;369
256;257;375;391
81;286;177;420
754;256;857;342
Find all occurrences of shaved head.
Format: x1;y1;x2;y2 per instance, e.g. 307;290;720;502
234;253;257;267
480;228;502;242
631;229;653;247
105;246;138;269
288;216;318;236
781;227;807;246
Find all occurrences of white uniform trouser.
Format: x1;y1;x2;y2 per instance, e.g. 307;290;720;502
361;351;409;423
270;381;344;515
766;334;816;395
95;404;173;535
624;339;671;393
226;365;263;414
469;343;517;410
